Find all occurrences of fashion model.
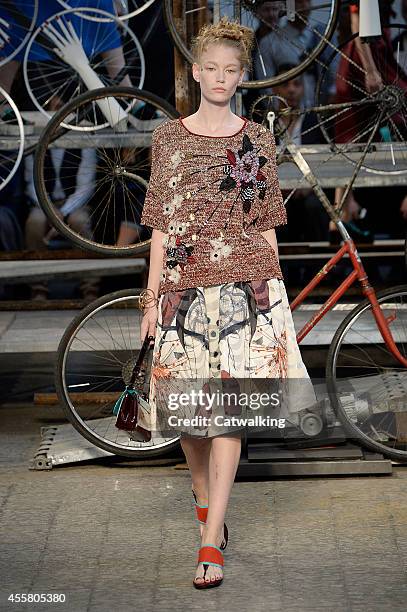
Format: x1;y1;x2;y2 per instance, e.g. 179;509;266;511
139;16;314;589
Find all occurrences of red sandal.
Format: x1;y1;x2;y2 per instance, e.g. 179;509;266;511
193;544;224;589
192;490;229;550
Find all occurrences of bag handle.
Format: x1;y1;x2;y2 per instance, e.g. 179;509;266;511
129;334;155;387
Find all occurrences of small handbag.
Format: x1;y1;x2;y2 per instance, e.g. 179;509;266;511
113;334;155;442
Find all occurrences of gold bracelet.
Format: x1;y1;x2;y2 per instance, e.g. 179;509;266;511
139;288;158;310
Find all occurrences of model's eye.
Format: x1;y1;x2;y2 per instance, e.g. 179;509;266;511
227;69;237;73
206;66;215;71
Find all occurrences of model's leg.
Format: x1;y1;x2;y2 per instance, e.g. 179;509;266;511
180;435;211;537
194;434;242;585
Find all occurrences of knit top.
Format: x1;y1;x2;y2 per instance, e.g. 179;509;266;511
140;117;287;296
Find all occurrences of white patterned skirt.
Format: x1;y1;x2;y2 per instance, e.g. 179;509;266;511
147;278;316;439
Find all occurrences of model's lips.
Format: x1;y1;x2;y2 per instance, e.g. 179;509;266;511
213;88;226;92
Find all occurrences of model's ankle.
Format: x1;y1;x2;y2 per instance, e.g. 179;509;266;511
192;487;208;506
201;523;223;546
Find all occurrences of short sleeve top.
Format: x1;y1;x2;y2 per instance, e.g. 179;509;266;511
140;117;287;296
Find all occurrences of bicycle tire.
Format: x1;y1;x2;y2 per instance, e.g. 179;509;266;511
0;86;25;192
55;288;181;458
0;0;38;67
326;285;407;462
163;0;340;89
56;0;157;21
33;85;180;256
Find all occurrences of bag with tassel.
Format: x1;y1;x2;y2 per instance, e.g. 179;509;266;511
113;334;155;442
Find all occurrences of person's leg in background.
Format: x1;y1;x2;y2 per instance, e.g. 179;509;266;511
302;191;330;283
24;207;49;300
276;194;307;287
68;206;100;300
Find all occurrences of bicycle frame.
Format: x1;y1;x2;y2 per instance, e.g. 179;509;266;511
283;143;407;368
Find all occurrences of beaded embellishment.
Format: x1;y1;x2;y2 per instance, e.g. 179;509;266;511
221;134;267;213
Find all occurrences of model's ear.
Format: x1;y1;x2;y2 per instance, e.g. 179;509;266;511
192;62;200;82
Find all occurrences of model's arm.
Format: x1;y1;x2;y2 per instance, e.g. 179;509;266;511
260;228;280;263
140;229;166;343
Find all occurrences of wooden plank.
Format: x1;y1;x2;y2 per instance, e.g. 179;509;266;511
0;300;88;311
0;258;146;282
34;392;120;405
0;248;148;260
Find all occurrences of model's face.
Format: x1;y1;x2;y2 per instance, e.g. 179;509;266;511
193;43;244;103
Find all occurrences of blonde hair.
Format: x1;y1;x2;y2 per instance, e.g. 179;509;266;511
190;16;255;72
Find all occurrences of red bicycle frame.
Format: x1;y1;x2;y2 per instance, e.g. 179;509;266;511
290;235;407;368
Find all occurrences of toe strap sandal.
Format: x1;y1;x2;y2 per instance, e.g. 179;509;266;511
192;490;228;550
193;545;224;589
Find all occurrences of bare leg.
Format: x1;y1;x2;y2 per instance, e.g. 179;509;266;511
194;434;242;585
330;187;360;231
180;435;211;536
116;222;139;246
0;60;19;94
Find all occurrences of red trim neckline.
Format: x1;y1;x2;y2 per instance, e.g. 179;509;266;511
178;115;248;138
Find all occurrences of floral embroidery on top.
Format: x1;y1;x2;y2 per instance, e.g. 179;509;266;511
209;236;233;263
220;134;267;213
140;119;287;295
170;149;182;169
163;222;196;284
161;134;269;270
168;173;182;189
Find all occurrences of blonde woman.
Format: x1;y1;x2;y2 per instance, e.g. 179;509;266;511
139;16;314;589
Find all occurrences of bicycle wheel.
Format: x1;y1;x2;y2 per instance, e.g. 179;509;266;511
316;24;407;175
23;7;144;128
55;289;181;458
0;86;24;192
57;0;157;21
326;285;407;462
34;86;179;255
163;0;340;89
0;0;38;67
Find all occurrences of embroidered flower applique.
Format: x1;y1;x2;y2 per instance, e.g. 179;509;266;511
163;195;184;217
163;201;175;216
168;173;182;189
209;237;233;263
220;134;267;213
167;267;181;284
164;222;196;283
170;150;182;169
172;194;184;210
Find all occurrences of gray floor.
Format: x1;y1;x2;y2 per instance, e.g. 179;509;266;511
1;401;407;612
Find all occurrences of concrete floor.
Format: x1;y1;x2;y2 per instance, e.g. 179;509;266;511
1;398;407;612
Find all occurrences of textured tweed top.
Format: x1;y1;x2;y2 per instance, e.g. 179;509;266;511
140;117;287;296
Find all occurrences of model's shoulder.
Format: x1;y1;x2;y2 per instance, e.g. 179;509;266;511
245;120;273;139
150;118;178;146
153;117;180;136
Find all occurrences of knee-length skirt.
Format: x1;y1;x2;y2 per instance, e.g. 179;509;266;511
147;278;316;439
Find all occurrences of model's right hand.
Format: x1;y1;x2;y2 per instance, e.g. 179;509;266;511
140;306;158;344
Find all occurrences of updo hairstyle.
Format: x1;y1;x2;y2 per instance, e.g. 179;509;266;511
190;16;255;72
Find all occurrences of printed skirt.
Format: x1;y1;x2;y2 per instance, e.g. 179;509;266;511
147;278;316;439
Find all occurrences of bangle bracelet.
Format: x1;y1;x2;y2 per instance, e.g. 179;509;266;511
139;288;158;309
